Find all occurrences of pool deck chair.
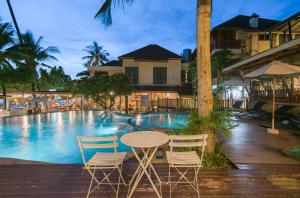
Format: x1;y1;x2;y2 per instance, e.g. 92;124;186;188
77;136;127;198
166;134;208;198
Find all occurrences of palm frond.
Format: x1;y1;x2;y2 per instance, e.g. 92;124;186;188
95;0;134;27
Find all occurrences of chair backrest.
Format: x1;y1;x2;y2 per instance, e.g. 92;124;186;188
77;136;118;164
169;134;208;164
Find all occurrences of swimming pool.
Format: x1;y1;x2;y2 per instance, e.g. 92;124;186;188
0;111;188;164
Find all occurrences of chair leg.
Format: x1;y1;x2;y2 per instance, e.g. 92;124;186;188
116;168;121;198
169;166;171;198
195;168;200;198
118;164;127;186
87;168;96;198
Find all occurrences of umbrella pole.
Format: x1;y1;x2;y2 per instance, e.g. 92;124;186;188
272;78;275;131
268;78;279;134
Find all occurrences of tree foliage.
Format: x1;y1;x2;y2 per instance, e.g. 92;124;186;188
73;73;133;110
12;31;59;91
95;0;134;27
82;41;109;68
211;49;240;84
39;66;72;91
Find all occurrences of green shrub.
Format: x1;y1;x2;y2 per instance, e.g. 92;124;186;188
202;142;230;168
284;146;300;160
174;110;232;139
172;110;232;168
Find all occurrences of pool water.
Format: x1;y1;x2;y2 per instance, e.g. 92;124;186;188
0;111;188;164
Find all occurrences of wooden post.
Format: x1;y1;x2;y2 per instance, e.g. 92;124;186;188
269;32;273;48
166;98;169;112
125;95;128;114
80;94;83;111
288;21;292;41
272;78;276;130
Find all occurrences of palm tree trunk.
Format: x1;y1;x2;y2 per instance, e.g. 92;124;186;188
197;0;214;152
1;84;7;111
6;0;23;45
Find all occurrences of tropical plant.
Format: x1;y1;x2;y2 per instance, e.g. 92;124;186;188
13;31;59;93
211;49;240;85
0;19;16;110
173;110;231;168
73;73;133;110
202;142;231;168
175;110;231;139
82;41;109;68
39;66;72;91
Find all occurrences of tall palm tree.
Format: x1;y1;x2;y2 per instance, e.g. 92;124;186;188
15;31;59;92
95;0;214;151
6;0;23;45
82;41;109;68
0;20;15;110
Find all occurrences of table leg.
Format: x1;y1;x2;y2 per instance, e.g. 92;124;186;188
127;147;162;198
141;148;162;184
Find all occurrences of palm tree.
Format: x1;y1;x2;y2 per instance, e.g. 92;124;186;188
95;0;214;151
6;0;23;45
82;41;109;68
15;31;59;92
0;20;15;110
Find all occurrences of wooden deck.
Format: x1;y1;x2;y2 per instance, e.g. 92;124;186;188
221;119;300;165
0;163;299;198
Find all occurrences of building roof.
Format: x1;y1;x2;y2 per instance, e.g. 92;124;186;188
267;11;300;33
213;14;281;31
101;60;122;66
119;44;182;60
223;37;300;73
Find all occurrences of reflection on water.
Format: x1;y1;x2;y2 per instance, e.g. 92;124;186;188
0;111;131;164
0;111;189;164
133;112;188;129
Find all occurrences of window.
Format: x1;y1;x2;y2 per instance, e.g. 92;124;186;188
259;34;270;41
181;70;187;83
153;67;167;85
125;67;138;84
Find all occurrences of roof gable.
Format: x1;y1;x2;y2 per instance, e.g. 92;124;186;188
213;15;281;31
119;44;181;60
101;60;122;66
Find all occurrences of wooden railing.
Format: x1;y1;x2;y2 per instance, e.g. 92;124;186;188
157;98;249;111
211;40;241;50
250;89;300;103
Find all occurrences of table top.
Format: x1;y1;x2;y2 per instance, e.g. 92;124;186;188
121;131;169;148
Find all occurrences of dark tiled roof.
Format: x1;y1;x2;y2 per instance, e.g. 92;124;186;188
119;44;181;60
101;60;122;66
213;15;281;31
134;85;193;95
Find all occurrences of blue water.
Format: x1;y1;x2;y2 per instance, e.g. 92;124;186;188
0;111;188;164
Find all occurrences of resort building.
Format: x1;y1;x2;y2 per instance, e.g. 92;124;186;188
223;11;300;112
211;13;281;57
89;44;193;111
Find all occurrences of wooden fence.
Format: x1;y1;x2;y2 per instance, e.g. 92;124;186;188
157;98;249;111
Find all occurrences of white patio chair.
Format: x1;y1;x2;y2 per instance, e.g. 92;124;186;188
77;136;127;198
166;134;208;198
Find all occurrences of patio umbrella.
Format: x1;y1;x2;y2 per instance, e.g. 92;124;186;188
244;61;300;134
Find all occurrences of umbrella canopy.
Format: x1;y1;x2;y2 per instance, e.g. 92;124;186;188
243;61;300;135
220;77;249;87
244;61;300;78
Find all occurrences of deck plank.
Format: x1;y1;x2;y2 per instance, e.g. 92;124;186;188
0;163;299;198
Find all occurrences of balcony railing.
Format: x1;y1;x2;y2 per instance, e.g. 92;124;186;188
250;89;300;103
211;40;241;51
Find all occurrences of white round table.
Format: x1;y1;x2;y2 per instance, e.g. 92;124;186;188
121;131;169;198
